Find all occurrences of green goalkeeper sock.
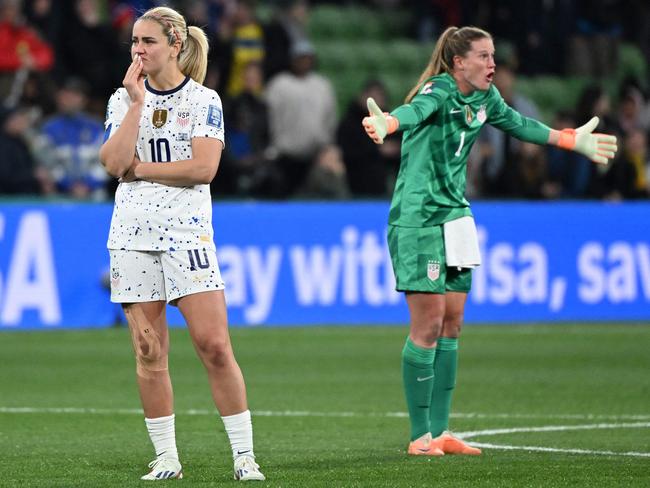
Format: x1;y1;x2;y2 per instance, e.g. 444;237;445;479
429;337;458;437
401;337;436;441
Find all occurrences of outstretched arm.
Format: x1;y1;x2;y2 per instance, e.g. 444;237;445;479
489;96;618;165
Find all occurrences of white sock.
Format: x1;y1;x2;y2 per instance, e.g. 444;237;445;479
144;414;179;461
222;410;255;459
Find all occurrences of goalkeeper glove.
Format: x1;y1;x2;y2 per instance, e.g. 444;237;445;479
362;97;399;144
557;116;618;164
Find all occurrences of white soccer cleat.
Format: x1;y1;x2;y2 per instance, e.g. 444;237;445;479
233;455;265;481
140;457;183;480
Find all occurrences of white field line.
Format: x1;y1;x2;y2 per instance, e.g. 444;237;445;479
459;422;650;438
458;422;650;458
1;407;650;422
2;407;648;458
466;442;650;458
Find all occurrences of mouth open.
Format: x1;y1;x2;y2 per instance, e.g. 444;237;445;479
486;71;494;83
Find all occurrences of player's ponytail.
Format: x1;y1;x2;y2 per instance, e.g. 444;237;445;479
179;26;209;85
405;26;491;103
138;7;209;85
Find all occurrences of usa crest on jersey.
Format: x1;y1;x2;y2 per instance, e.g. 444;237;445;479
176;108;191;128
477;104;487;124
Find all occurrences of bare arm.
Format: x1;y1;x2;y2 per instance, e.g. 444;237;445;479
129;137;223;187
99;55;145;178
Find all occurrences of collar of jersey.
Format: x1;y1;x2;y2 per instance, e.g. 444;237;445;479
145;75;190;96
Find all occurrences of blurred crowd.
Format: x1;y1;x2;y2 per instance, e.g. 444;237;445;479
1;0;649;201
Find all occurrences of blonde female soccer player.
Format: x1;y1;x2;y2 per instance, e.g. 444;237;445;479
362;26;617;456
99;6;264;481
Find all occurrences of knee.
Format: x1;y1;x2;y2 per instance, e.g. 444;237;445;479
194;336;232;369
443;311;464;337
134;336;164;362
132;329;168;376
411;319;442;347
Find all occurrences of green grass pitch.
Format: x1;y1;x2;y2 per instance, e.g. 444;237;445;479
1;324;649;487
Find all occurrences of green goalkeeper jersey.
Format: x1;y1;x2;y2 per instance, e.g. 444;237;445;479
388;72;551;227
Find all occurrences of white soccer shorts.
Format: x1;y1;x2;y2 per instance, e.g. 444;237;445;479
109;248;225;304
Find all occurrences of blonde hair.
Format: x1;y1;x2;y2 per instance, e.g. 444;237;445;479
138;6;209;84
405;26;492;103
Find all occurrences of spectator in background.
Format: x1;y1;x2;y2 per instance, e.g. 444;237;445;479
296;143;350;199
555;84;617;198
616;83;649;135
61;0;123;117
110;2;137;49
545;111;591;199
17;70;56;116
620;127;650;197
337;79;399;197
567;0;621;77
188;0;233;94
593;127;649;200
575;84;617;134
264;39;336;197
0;105;49;194
263;0;310;81
223;0;264;99
217;60;269;197
37;77;107;200
412;0;461;43
0;0;54;104
22;0;63;67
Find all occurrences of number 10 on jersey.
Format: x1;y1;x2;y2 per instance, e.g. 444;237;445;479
148;138;171;162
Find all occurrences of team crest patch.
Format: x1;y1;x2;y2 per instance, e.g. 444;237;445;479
206;105;222;128
427;260;440;281
420;81;434;95
111;268;120;288
477;104;487;124
464;105;473;125
152;109;168;128
176;108;191;128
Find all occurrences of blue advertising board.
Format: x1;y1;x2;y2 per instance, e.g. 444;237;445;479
0;201;648;329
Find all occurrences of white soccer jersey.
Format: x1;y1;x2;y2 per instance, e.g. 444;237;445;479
104;76;224;251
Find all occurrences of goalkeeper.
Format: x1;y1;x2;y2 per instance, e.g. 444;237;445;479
362;26;617;457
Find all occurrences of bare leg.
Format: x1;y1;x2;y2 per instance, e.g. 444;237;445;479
406;292;445;347
123;301;173;418
177;290;247;415
441;291;467;338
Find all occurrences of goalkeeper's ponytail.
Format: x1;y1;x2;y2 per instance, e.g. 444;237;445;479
405;26;491;103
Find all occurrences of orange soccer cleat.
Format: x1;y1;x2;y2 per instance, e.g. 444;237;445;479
407;433;444;456
434;431;482;455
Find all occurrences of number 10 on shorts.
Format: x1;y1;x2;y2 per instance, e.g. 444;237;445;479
188;249;210;271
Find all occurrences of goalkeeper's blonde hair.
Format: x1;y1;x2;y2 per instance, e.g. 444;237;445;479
405;26;491;103
138;6;209;85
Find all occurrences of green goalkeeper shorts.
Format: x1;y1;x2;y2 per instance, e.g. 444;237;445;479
387;224;472;294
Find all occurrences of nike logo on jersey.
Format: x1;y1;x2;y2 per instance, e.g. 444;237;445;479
449;109;462;114
416;375;434;382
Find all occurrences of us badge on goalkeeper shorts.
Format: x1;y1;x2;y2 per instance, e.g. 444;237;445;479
427;260;440;281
